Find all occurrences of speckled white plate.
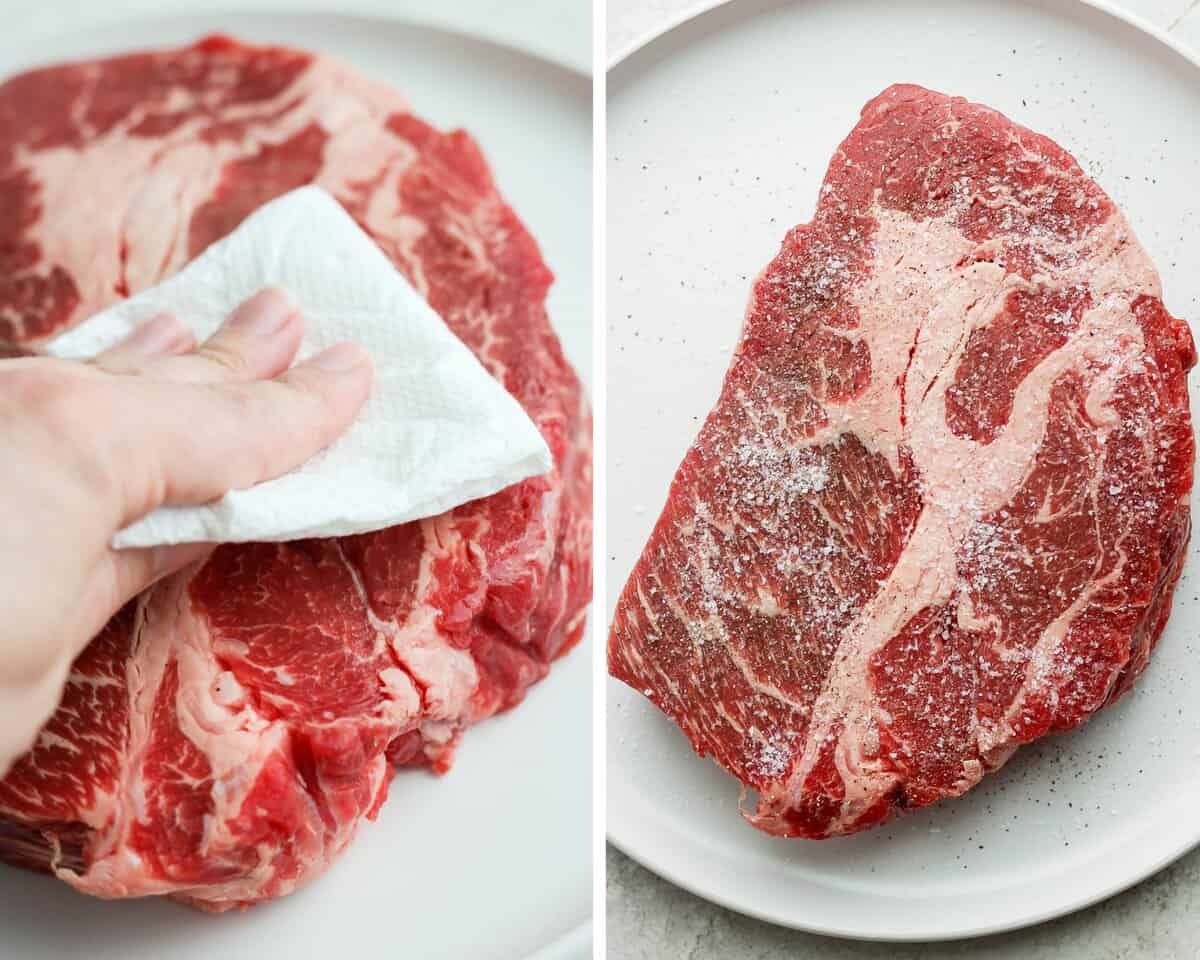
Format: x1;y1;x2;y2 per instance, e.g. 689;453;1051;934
0;12;591;960
607;0;1200;941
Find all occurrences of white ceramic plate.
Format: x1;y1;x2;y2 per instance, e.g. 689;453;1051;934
0;13;592;960
607;0;1200;941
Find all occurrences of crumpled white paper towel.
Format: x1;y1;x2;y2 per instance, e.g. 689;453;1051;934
47;186;552;549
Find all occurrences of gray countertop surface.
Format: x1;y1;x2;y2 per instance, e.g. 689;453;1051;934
605;1;1200;956
608;843;1200;958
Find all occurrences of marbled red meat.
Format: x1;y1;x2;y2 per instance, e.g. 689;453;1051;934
609;84;1193;838
0;35;591;907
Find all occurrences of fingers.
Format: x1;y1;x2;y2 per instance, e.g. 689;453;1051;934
91;287;302;384
146;287;303;383
110;342;373;525
60;287;371;528
90;313;195;372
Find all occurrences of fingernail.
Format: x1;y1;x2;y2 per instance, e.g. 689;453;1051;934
230;288;295;336
127;314;192;354
307;342;369;372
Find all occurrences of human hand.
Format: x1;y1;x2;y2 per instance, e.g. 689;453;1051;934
0;287;372;776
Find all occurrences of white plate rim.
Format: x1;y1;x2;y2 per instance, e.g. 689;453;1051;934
6;7;590;80
607;0;1197;67
605;0;1200;941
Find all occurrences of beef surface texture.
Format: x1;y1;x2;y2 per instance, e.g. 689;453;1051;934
0;36;591;907
610;84;1194;839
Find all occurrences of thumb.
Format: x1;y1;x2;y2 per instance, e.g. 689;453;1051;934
105;541;215;616
72;541;213;660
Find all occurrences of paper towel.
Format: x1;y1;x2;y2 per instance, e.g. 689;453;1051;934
47;186;553;549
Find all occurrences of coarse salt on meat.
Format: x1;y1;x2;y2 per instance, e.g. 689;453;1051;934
610;84;1194;838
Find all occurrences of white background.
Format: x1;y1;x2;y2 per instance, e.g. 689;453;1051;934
605;0;1200;957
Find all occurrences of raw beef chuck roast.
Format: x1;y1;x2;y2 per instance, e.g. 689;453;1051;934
609;84;1194;839
0;36;591;906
